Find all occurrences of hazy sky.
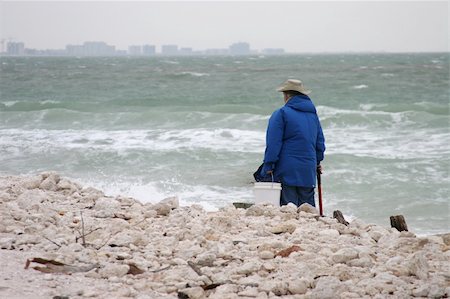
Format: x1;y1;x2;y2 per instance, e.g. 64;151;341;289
0;1;448;52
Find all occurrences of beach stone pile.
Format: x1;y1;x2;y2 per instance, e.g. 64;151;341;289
0;173;449;298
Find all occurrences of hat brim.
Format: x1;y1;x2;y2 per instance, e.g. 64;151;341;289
276;87;311;95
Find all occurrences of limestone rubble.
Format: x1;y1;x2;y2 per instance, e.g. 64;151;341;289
0;173;449;298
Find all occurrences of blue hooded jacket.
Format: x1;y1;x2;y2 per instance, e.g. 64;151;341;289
261;94;325;187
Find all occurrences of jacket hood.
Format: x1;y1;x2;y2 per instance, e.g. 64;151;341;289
285;95;317;113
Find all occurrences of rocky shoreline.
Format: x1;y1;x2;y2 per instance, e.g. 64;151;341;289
0;173;449;298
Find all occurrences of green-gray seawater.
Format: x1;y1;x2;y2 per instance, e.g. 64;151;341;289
1;54;449;235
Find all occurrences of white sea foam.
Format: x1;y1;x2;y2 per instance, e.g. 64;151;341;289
352;84;368;89
0;128;266;154
318;105;403;121
81;178;252;212
2;101;19;107
176;71;210;77
40;100;61;105
359;104;376;111
325;126;450;159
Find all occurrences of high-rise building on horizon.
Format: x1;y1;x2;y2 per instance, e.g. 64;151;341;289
128;45;142;56
229;42;250;55
142;45;156;55
179;47;193;55
66;41;115;56
161;45;178;56
6;42;25;55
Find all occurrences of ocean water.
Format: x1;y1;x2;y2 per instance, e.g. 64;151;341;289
0;54;449;235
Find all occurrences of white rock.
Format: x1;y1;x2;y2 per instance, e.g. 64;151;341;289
178;287;205;299
319;229;340;238
99;263;129;278
428;284;445;298
237;261;261;275
195;252;217;267
318;217;337;225
22;175;43;189
367;226;388;242
270;220;297;234
152;203;172;216
349;218;367;230
270;281;289;296
94;197;121;217
0;237;14;249
311;276;344;299
246;205;265;217
258;280;275;293
332;247;359;264
425;235;445;245
407;251;429;280
238;287;259;297
176;244;203;260
210;284;239;298
259;251;274;260
238;274;262;287
0;190;12;202
109;230;149;247
288;278;309;295
143;209;158;218
39;175;58;191
40;171;60;180
298;203;319;214
159;196;179;209
347;256;373;268
116;196;139;207
412;284;429;297
445;287;450;298
376;231;398;247
16;189;46;210
280;203;297;214
57;178;77;191
82;187;104;201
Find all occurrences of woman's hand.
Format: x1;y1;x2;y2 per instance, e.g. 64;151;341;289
317;164;323;174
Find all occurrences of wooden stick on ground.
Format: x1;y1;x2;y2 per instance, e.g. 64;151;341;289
333;210;349;226
390;215;408;232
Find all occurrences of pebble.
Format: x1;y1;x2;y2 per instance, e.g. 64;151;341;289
288;278;309;295
332;247;359;264
258;250;274;260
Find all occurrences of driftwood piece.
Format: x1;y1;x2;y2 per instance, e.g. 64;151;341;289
187;261;203;276
275;245;302;258
333;210;349;226
25;257;98;274
390;215;408;232
127;263;145;275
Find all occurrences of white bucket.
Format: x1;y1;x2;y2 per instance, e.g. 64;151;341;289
253;182;282;207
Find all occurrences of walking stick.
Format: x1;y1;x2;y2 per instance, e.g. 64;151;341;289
317;166;323;216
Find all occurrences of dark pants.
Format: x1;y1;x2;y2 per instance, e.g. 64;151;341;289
281;185;315;207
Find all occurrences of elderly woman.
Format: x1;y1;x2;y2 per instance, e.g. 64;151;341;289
261;79;325;207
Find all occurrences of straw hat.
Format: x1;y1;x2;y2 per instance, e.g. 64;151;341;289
276;79;311;95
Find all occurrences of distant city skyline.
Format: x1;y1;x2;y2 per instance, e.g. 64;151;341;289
2;40;287;56
1;2;448;53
